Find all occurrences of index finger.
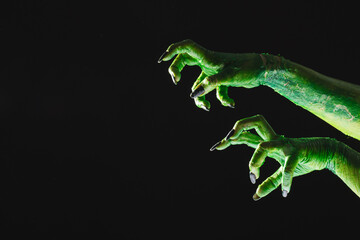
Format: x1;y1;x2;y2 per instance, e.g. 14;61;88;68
158;39;209;65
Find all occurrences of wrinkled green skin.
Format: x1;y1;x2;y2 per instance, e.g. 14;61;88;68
158;39;360;200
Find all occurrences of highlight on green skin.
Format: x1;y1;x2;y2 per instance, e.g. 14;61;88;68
158;39;360;199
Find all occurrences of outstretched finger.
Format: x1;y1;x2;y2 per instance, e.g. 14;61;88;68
209;131;263;151
158;39;209;66
253;167;282;201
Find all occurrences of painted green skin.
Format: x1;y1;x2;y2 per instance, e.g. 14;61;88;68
158;39;360;200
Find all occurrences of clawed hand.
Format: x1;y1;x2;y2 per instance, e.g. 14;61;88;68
210;115;331;200
158;39;263;111
159;40;342;200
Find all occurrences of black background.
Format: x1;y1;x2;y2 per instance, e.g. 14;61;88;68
2;0;360;239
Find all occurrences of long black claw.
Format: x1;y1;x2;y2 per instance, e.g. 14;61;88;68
210;141;221;151
225;129;235;140
157;51;168;63
253;193;261;201
190;86;205;98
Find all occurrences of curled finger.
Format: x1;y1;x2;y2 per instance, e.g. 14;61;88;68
253;167;282;201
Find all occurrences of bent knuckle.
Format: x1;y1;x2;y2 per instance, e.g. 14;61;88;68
255;114;265;120
258;141;271;150
234;120;243;129
182;39;195;46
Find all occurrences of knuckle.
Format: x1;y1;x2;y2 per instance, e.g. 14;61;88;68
234;120;242;129
183;39;195;45
258;141;271;150
255;114;265;121
206;75;215;82
265;176;278;189
282;170;293;181
203;76;217;87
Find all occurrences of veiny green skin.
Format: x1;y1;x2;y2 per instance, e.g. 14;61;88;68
159;39;360;199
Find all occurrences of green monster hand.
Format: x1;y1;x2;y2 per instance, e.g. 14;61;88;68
209;115;360;200
158;39;263;111
159;40;360;199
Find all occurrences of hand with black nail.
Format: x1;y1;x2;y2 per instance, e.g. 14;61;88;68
158;39;263;111
159;40;360;200
210;115;360;200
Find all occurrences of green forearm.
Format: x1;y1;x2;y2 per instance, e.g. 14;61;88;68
258;54;360;140
328;141;360;197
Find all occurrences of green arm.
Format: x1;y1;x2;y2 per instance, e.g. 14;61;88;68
159;39;360;140
259;54;360;141
159;40;360;199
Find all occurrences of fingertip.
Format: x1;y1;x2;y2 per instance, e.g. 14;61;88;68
282;190;288;198
210;141;221;151
169;72;180;85
253;193;261;201
157;50;168;63
170;72;176;85
201;106;210;111
190;86;205;98
249;172;256;184
194;96;210;111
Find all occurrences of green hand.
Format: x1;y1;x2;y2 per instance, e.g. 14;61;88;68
210;115;360;200
159;40;360;199
158;39;263;110
159;40;360;141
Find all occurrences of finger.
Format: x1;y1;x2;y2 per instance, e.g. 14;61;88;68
216;85;235;108
253;167;282;201
194;96;211;111
226;115;277;141
190;69;233;98
281;154;301;197
209;131;262;151
249;140;285;181
158;39;208;65
191;71;207;91
248;144;267;180
192;72;210;111
168;53;198;85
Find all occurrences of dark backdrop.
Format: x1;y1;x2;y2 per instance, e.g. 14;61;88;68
2;0;360;238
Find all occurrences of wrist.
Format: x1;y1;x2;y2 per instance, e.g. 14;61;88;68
258;53;285;84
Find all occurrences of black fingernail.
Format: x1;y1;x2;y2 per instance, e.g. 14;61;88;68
282;190;288;198
210;141;221;151
225;129;235;140
157;50;168;63
249;172;256;184
190;86;205;98
253;193;261;201
170;72;177;85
